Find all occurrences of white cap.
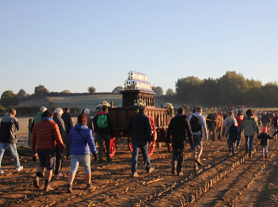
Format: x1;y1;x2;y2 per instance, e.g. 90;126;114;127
54;108;63;116
40;106;47;112
84;108;90;115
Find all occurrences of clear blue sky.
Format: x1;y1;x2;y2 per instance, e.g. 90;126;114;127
1;1;277;96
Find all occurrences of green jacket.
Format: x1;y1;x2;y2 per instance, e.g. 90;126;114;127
34;111;43;125
240;115;259;136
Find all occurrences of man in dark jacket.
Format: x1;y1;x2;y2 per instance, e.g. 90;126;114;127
261;112;271;128
95;105;114;162
0;108;23;173
62;107;74;159
166;107;193;176
53;108;66;177
128;105;154;177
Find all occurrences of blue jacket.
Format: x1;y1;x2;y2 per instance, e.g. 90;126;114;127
69;124;97;155
0;113;19;143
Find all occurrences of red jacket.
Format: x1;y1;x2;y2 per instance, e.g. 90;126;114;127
32;119;64;151
236;115;244;129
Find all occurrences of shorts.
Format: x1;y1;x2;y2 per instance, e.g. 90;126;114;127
70;155;91;174
37;149;56;170
191;135;203;150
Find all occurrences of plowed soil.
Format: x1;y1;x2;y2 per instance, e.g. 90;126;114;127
1;129;278;207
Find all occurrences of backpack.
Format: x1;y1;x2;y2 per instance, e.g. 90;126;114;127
190;115;202;132
229;125;238;141
97;114;108;128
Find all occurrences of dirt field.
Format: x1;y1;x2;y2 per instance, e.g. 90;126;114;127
1;118;278;206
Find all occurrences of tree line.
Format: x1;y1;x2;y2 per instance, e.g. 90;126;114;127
169;71;278;107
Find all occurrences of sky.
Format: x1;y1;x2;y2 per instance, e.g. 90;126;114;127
1;1;278;96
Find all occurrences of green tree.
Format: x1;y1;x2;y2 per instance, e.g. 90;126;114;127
218;71;248;105
61;90;71;93
112;86;123;93
35;85;49;96
201;78;220;105
88;86;96;94
0;105;5;113
152;86;163;96
0;90;19;107
165;88;175;97
17;89;27;99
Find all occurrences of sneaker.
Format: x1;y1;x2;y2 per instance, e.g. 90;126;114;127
16;166;23;172
67;184;72;193
0;170;4;174
171;167;176;175
44;185;54;192
33;176;40;188
87;183;96;190
177;172;183;176
131;172;139;177
147;166;154;174
55;173;64;178
195;158;202;166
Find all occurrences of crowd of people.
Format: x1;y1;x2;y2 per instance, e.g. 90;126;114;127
0;105;277;192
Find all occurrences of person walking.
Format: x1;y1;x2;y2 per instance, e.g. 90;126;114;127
83;108;94;131
67;113;97;193
32;110;65;191
30;106;47;132
235;111;244;148
240;109;259;158
223;112;237;151
166;107;193;176
61;107;74;160
128;105;154;177
272;113;278;140
0;108;23;173
53;108;67;177
261;112;271;129
95;105;114;162
188;106;208;170
258;126;273;158
226;120;240;156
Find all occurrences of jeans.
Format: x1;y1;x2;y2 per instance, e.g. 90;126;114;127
54;145;64;175
262;145;268;156
0;142;21;170
245;136;254;154
70;155;91;174
172;141;184;173
98;134;111;161
228;139;236;155
131;140;151;173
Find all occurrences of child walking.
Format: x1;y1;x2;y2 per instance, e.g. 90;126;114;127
258;126;273;158
226;120;240;156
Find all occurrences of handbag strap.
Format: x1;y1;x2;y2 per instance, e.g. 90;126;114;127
77;130;87;144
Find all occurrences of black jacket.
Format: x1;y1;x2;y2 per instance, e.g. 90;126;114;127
258;132;273;145
261;115;270;124
0;114;19;143
166;115;193;145
61;112;73;134
128;111;151;143
95;113;114;137
53;114;67;144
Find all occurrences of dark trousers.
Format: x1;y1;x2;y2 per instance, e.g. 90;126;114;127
172;141;185;173
131;140;151;173
98;134;111;161
65;133;71;159
54;145;63;175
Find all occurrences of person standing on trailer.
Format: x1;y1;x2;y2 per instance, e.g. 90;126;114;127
166;107;193;176
128;105;154;177
188;106;208;170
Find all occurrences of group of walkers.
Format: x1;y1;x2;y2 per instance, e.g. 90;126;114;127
0;105;278;193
